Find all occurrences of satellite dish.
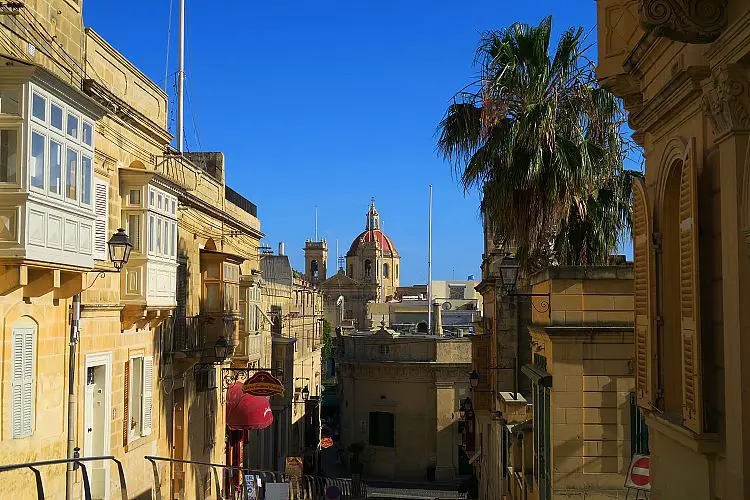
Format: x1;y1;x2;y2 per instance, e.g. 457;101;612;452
442;302;453;311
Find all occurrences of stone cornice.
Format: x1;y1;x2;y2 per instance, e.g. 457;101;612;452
639;0;728;44
701;64;750;140
630;66;710;133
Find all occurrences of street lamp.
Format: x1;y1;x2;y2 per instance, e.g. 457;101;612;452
459;397;473;420
107;228;133;270
469;370;480;389
499;253;520;293
212;335;232;363
301;385;310;401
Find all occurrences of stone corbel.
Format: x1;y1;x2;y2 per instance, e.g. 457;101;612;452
639;0;727;43
701;64;750;140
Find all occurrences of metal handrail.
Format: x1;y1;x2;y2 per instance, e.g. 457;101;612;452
0;455;128;500
144;455;364;499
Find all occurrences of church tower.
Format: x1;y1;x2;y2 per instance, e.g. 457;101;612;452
304;239;328;286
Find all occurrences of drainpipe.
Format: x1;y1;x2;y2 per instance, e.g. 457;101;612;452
66;294;81;499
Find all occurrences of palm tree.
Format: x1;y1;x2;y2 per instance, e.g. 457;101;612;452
438;16;639;272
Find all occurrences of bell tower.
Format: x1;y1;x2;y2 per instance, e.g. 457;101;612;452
304;239;328;285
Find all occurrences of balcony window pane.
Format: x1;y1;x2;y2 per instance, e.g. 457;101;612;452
206;262;219;279
149;190;154;207
0;89;20;115
67;113;78;138
0;129;17;183
162;221;168;256
128;214;141;252
51;104;63;130
32;93;45;121
49;141;62;195
30;131;45;190
157;194;162;210
205;283;220;311
170;223;176;257
171;199;176;214
129;189;140;205
156;218;162;254
149;215;154;252
82;122;93;146
80;156;92;205
65;150;77;200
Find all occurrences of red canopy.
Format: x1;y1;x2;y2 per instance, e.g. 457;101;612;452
226;381;274;430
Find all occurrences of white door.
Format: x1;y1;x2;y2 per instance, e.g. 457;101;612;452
84;354;112;500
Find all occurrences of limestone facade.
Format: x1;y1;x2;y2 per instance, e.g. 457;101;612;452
597;1;750;498
0;2;265;499
336;329;472;482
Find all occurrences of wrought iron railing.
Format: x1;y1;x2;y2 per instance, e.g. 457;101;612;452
0;456;128;500
144;455;366;499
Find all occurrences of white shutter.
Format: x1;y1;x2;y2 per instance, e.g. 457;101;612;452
11;327;35;439
141;356;153;436
93;177;109;260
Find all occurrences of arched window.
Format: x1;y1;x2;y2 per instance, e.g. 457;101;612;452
396;264;399;279
383;262;389;278
364;259;371;279
311;260;319;278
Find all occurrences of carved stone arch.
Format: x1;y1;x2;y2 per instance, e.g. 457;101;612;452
203;238;217;251
129;160;147;170
654;136;691;230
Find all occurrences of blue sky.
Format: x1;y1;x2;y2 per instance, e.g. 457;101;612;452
84;1;611;285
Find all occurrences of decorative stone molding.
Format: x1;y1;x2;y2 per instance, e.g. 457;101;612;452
701;65;750;139
639;0;727;43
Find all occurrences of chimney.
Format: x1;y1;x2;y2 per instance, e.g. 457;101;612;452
432;300;443;336
278;242;285;256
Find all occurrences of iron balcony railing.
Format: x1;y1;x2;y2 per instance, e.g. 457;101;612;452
0;456;128;500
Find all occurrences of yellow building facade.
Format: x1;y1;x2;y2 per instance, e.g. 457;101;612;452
0;2;265;499
336;329;472;482
597;1;750;498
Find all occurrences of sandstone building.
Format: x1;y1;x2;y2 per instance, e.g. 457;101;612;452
597;0;750;498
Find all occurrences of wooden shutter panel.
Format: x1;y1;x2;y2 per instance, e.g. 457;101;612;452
632;176;654;408
142;356;153;436
11;328;34;439
11;330;24;438
123;361;130;447
679;139;703;433
22;329;34;438
93;177;109;260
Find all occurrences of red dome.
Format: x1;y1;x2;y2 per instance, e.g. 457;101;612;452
347;229;398;257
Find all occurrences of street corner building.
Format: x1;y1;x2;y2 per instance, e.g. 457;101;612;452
0;1;266;498
596;0;750;499
335;325;473;482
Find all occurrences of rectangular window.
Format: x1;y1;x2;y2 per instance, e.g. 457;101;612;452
66;113;78;138
156;218;162;254
369;411;395;447
82;122;93;146
49;140;62;195
80;156;92;205
629;392;649;455
11;327;35;439
149;190;154;207
50;103;63;130
126;356;153;441
171;199;176;214
0;89;20;115
65;150;77;200
157;194;162;210
129;189;141;205
0;129;18;182
30;131;45;190
32;93;45;121
205;283;220;311
171;223;176;257
128;214;141;252
162;220;168;256
149;215;154;253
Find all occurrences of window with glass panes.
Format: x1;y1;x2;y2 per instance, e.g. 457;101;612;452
23;84;95;206
144;186;177;260
532;353;551;500
200;253;242;315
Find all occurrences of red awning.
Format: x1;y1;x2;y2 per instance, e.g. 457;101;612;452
226;381;274;430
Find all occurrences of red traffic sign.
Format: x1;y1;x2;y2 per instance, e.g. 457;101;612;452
625;454;651;490
320;437;334;449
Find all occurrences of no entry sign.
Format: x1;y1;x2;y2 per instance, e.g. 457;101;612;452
625;454;651;490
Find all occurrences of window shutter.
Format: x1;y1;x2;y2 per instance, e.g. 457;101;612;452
11;328;34;439
94;177;109;260
679;139;703;433
632;176;654;408
142;356;153;436
123;361;130;447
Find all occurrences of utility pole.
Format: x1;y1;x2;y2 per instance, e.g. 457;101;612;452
428;185;433;333
177;0;185;152
66;294;81;499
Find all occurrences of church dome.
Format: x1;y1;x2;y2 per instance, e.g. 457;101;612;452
346;198;398;257
347;229;398;257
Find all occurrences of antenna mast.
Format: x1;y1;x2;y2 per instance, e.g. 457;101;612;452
315;205;318;241
428;184;433;333
177;0;185;152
